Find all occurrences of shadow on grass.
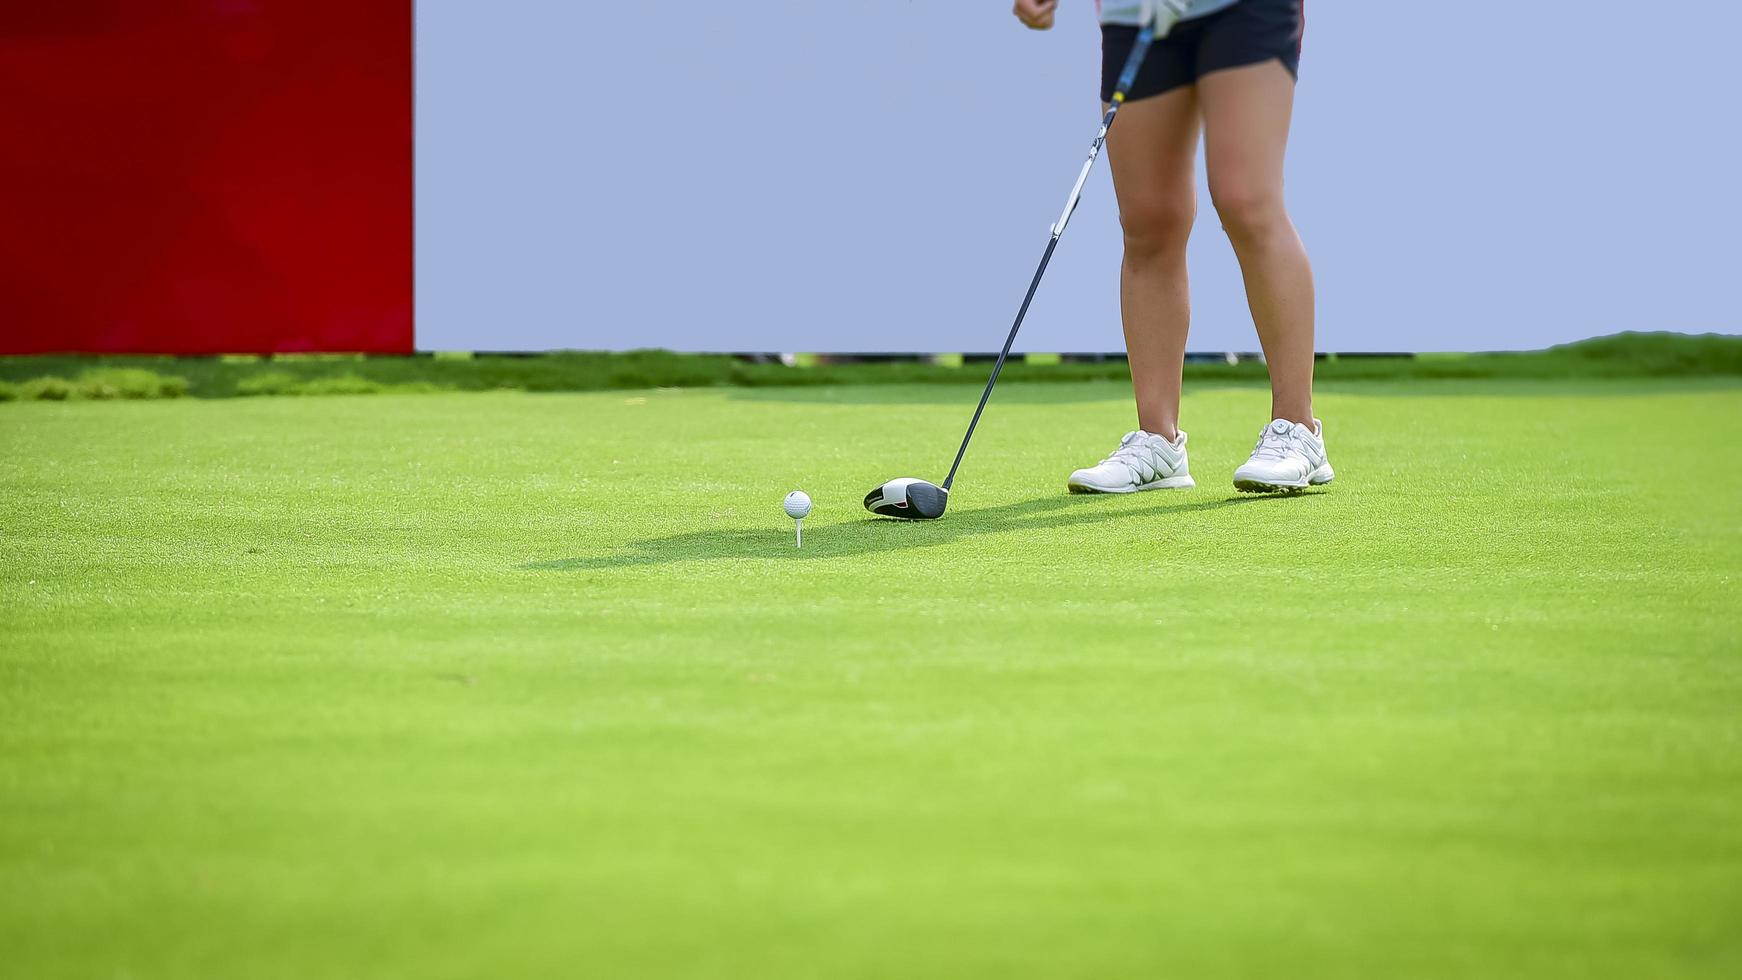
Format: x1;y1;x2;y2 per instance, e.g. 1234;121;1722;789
522;491;1320;570
728;377;1742;405
724;379;1257;405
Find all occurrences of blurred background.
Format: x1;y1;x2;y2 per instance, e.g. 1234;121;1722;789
3;1;1739;355
0;1;410;354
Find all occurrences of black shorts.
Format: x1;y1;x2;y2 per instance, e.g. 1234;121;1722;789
1100;0;1305;104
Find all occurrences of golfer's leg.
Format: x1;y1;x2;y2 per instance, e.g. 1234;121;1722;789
1105;87;1200;442
1199;60;1315;426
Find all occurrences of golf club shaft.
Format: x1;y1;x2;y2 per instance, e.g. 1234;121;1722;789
940;21;1162;492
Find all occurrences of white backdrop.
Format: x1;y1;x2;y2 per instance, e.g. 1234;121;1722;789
416;1;1742;353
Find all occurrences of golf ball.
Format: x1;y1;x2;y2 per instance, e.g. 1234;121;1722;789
783;490;812;520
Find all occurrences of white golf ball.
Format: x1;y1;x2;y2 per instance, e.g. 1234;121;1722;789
783;490;812;520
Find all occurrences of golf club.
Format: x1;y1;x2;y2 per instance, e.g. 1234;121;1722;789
865;10;1176;520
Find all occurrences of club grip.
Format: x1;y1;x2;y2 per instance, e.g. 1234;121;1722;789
1111;25;1156;103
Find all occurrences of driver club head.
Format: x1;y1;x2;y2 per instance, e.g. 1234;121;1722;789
863;477;949;520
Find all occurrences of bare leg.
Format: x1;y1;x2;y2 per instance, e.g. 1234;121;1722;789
1199;60;1315;426
1105;87;1200;442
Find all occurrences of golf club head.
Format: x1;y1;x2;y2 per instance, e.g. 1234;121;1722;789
863;477;949;520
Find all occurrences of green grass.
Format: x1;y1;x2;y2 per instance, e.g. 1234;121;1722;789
3;378;1740;978
2;331;1739;400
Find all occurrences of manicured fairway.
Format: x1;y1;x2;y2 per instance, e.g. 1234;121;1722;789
3;379;1740;978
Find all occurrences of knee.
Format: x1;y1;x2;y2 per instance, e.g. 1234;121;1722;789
1209;180;1290;247
1119;196;1195;264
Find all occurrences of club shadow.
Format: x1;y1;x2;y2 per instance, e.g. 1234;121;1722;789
520;491;1308;571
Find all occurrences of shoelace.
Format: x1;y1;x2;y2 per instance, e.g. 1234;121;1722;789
1104;432;1161;475
1250;426;1297;462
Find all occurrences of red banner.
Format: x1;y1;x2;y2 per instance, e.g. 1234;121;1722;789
0;1;411;354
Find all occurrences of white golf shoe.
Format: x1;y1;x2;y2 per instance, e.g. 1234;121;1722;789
1233;418;1334;493
1068;430;1195;494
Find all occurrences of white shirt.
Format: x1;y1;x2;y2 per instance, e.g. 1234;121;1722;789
1098;0;1242;26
